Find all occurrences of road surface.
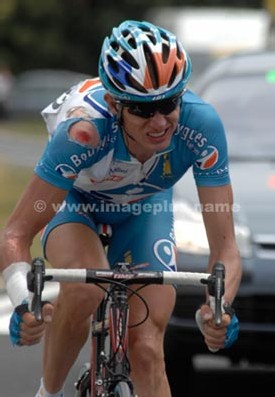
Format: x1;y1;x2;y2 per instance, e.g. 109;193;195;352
0;334;90;397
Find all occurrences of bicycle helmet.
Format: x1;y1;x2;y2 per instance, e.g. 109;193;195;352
98;20;192;102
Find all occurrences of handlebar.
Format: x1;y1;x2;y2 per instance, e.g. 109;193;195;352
27;258;225;325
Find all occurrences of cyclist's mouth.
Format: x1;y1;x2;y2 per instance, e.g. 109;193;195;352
147;129;168;140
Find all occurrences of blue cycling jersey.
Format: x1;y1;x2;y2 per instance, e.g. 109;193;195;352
35;78;230;204
35;78;230;272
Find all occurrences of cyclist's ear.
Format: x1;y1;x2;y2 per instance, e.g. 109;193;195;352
104;93;118;114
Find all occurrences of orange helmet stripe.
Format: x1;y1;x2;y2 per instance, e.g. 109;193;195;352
143;49;185;90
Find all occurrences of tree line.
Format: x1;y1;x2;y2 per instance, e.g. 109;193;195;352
0;0;264;76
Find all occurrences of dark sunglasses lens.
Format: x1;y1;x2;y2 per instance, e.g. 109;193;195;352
126;96;181;118
127;106;151;118
159;98;180;115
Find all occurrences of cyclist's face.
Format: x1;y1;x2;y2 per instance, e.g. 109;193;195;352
105;94;180;160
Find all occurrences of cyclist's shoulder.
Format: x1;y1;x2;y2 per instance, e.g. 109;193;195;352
42;77;113;136
179;89;224;131
181;89;220;115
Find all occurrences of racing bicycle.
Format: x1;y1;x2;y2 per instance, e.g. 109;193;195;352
27;255;225;397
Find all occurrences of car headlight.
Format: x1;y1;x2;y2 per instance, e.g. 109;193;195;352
174;201;253;258
174;201;209;255
234;222;253;258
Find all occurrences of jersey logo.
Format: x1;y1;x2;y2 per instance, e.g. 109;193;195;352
195;145;219;170
162;153;173;178
153;239;177;271
55;164;78;179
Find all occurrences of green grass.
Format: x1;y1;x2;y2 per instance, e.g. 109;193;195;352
0;162;43;258
0;117;46;136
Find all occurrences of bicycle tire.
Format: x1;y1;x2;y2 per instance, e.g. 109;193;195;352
112;381;133;397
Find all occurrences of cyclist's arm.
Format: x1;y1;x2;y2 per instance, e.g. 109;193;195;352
197;183;242;304
0;175;67;345
195;183;241;350
1;174;67;270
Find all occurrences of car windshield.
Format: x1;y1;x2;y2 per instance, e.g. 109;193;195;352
201;73;275;160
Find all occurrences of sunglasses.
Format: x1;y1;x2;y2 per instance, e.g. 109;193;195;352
117;94;182;119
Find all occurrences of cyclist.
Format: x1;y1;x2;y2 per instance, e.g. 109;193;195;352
0;20;241;397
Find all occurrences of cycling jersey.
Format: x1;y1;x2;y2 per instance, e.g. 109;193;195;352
37;77;230;204
36;77;230;271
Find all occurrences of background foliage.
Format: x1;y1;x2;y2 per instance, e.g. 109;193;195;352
0;0;264;76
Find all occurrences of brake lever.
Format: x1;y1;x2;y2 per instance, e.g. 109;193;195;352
205;261;225;353
207;261;225;326
27;257;46;321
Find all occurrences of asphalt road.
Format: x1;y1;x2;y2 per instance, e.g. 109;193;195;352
1;331;275;397
0;334;90;397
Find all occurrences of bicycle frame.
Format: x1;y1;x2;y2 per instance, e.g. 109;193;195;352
88;265;134;396
27;257;225;397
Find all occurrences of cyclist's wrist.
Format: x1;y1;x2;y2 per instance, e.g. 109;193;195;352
202;298;234;315
2;262;30;307
223;301;235;318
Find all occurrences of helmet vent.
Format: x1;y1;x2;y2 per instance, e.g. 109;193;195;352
143;43;158;89
176;42;183;60
110;41;119;52
121;28;138;50
112;76;125;91
162;43;170;63
127;74;148;93
107;55;119;73
146;31;157;45
128;37;137;49
121;51;139;69
168;65;178;88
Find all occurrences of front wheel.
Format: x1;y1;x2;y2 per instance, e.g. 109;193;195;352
112;381;134;397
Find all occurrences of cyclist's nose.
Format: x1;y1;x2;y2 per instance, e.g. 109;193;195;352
148;111;167;127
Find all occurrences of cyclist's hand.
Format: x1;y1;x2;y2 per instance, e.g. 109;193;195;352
195;303;239;351
9;301;54;346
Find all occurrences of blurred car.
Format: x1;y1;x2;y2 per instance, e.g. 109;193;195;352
6;69;91;118
166;51;275;395
0;67;13;117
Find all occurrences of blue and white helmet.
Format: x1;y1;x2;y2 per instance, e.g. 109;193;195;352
98;20;192;102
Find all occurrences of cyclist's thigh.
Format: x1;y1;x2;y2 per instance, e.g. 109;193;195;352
41;192;109;317
41;190;108;269
108;189;177;272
